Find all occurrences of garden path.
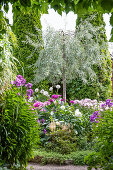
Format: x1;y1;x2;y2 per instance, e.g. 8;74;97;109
27;163;97;170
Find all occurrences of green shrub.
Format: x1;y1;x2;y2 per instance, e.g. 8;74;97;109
44;129;77;154
0;87;40;169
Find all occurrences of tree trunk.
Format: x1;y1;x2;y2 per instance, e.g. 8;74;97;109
62;31;66;102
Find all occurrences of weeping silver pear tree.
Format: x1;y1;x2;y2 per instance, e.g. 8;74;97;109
31;17;108;101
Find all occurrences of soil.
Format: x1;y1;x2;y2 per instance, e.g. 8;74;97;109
27;163;97;170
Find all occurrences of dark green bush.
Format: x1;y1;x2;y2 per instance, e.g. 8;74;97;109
0;87;39;169
44;129;77;154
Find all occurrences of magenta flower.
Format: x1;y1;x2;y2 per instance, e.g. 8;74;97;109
49;98;54;102
52;94;59;99
61;98;64;101
33;102;40;107
70;100;75;104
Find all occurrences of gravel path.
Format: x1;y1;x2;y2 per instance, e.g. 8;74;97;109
27;163;97;170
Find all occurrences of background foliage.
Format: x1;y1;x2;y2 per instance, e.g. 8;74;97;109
0;18;18;89
66;12;112;101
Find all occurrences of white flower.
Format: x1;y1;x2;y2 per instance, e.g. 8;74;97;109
54;100;57;105
60;105;65;110
49;87;53;91
56;121;60;126
43;91;49;96
105;106;109;110
75;109;82;118
75;130;78;135
28;97;34;102
50;111;54;115
58;99;61;104
56;85;61;89
40;89;44;93
35;88;39;93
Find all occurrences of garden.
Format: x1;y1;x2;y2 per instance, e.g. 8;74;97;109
0;0;113;170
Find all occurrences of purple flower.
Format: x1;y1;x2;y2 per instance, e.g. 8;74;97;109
41;119;45;123
106;99;112;105
17;93;20;96
37;119;40;123
25;82;32;88
100;103;106;108
96;120;99;123
11;81;16;85
70;100;75;104
93;111;99;117
26;89;33;96
17;75;23;79
21;78;26;85
90;115;95;122
52;95;59;99
44;129;47;134
61;98;64;101
16;82;21;87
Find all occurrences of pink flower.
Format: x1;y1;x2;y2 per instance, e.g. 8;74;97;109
33;102;41;107
40;108;46;112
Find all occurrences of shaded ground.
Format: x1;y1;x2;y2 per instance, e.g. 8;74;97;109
27;163;97;170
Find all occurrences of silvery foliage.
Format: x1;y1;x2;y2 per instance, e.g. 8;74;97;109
26;17;108;84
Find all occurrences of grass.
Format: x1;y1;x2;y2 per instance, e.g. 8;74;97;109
29;149;94;165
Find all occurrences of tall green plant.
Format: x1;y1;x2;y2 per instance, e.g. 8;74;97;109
0;18;18;89
0;85;39;169
13;10;42;85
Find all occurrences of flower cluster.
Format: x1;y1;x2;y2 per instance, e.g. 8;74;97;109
25;82;32;88
11;75;34;99
100;99;113;110
11;75;26;87
90;111;101;123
